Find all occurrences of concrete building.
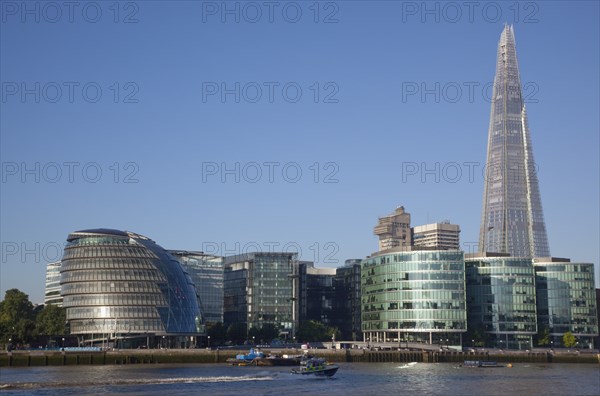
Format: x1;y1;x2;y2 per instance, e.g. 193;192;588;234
170;251;224;325
374;206;411;251
533;257;598;349
413;222;460;251
44;261;63;306
223;252;297;340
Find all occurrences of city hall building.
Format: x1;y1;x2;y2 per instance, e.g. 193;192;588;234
60;229;204;348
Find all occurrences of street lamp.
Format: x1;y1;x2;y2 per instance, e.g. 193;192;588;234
208;336;211;349
62;337;65;348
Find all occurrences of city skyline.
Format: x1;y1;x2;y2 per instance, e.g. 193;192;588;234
2;2;599;303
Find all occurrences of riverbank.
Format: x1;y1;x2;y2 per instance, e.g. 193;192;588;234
1;348;598;367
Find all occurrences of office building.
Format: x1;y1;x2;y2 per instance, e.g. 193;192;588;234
478;25;550;258
170;250;224;325
465;253;537;350
44;261;63;306
362;250;467;347
374;206;411;251
297;261;336;326
223;252;297;340
333;259;362;341
413;222;460;250
534;257;598;349
60;229;204;348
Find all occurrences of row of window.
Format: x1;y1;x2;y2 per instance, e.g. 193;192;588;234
61;258;159;272
364;282;463;292
63;246;157;260
69;319;164;333
64;293;167;307
364;262;464;275
363;320;466;331
61;269;166;283
364;309;466;321
62;281;163;295
67;236;132;247
66;306;161;320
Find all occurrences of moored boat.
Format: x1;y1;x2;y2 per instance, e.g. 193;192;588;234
461;360;506;368
291;358;339;377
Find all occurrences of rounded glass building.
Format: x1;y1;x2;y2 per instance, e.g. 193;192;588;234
361;250;467;347
60;229;204;348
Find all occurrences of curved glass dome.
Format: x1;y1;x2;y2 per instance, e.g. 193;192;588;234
61;229;203;340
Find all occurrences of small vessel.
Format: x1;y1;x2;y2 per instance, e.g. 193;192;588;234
226;348;265;366
461;360;505;368
291;358;339;377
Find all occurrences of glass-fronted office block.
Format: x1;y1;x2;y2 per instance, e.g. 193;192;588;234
361;250;466;347
466;255;537;350
224;252;297;339
44;261;63;306
60;229;203;348
534;259;598;349
297;262;336;326
170;251;224;325
333;259;362;341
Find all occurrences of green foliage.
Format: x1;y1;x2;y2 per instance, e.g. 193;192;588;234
537;327;550;346
35;305;66;336
562;331;577;348
207;322;226;345
0;289;35;343
466;325;489;347
296;320;341;342
226;322;247;344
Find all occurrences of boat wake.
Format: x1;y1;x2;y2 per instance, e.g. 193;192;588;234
397;362;418;369
0;374;275;390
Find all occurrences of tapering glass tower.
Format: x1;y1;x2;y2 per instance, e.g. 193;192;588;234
479;25;550;258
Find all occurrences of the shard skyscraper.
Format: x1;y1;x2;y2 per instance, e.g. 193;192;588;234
479;25;550;258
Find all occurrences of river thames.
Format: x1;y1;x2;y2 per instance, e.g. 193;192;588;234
1;362;599;395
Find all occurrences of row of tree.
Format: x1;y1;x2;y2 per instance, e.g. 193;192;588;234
206;320;342;346
0;289;66;345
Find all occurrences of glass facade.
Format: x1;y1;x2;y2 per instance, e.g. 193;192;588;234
479;25;550;258
223;252;296;338
361;251;466;346
44;261;63;306
170;251;224;325
534;260;598;348
333;259;362;341
466;256;537;350
297;262;336;326
60;229;203;347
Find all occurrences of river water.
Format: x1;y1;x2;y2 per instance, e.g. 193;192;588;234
1;362;598;395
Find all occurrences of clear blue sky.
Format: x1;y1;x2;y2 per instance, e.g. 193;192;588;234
1;1;599;303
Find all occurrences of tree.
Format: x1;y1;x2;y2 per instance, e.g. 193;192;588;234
562;331;577;349
226;323;247;344
466;325;489;347
296;320;340;342
0;289;35;343
537;327;550;347
207;322;226;345
35;305;66;336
